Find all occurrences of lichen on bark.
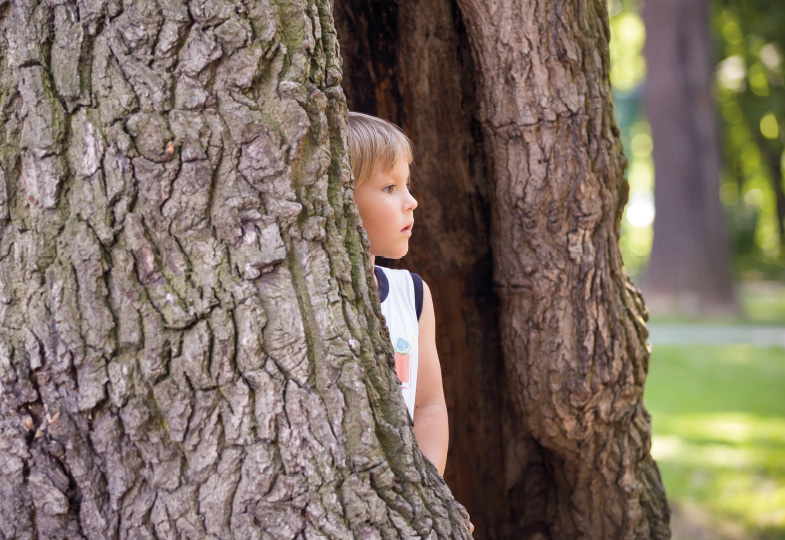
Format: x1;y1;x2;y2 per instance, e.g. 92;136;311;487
0;0;471;538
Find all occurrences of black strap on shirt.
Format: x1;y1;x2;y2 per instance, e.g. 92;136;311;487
373;266;424;322
411;272;423;321
374;266;389;303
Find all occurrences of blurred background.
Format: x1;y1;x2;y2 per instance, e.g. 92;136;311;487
609;0;785;538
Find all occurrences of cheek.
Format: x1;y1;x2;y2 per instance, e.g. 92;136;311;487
374;202;398;231
356;200;375;230
355;197;380;233
362;211;386;239
358;200;396;242
354;193;373;226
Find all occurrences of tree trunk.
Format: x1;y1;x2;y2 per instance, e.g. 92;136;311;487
0;1;471;538
336;0;671;538
642;0;737;313
456;0;671;537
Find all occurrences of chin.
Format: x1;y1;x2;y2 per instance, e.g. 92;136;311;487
373;243;409;260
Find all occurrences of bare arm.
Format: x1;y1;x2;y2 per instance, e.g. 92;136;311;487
413;280;449;475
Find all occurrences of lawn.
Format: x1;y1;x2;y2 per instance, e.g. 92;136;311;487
645;344;785;539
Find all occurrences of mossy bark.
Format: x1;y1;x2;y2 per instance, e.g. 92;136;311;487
0;0;471;538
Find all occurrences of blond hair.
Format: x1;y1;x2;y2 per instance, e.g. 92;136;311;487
346;112;413;187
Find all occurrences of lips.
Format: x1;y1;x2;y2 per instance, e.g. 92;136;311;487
401;222;413;233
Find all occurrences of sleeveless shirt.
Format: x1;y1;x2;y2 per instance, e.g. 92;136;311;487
374;266;424;419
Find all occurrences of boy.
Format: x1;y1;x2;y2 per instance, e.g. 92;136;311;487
347;112;449;475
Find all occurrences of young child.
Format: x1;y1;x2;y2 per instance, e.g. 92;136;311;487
346;112;449;475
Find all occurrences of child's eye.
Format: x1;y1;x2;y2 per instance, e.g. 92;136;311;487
382;185;395;193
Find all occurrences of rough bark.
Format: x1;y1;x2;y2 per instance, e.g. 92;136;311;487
336;0;671;537
455;0;671;537
0;0;472;538
334;2;508;539
642;0;737;313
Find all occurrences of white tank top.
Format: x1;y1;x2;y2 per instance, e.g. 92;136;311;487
374;266;423;419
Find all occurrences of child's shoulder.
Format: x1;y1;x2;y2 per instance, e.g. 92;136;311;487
375;266;422;288
375;265;421;278
375;265;409;276
376;266;425;320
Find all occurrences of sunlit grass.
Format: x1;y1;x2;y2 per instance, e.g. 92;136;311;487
645;344;785;539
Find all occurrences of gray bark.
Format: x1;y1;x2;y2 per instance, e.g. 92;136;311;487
0;0;471;538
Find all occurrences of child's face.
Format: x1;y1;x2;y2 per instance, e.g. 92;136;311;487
354;157;417;260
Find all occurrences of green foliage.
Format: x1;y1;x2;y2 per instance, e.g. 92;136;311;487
608;0;785;281
609;0;654;279
646;344;785;539
713;0;785;278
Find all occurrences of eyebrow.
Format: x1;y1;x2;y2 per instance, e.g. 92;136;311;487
378;174;410;184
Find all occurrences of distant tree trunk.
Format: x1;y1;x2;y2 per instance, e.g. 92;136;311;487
643;0;738;313
336;0;671;538
0;1;471;538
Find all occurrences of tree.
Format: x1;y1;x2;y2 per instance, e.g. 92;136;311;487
336;0;671;538
0;0;471;538
642;0;738;313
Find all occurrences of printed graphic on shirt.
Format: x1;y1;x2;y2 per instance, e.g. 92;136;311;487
393;336;415;387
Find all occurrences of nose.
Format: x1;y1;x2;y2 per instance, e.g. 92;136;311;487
404;189;418;212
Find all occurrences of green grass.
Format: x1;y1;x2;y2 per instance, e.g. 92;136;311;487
645;344;785;539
